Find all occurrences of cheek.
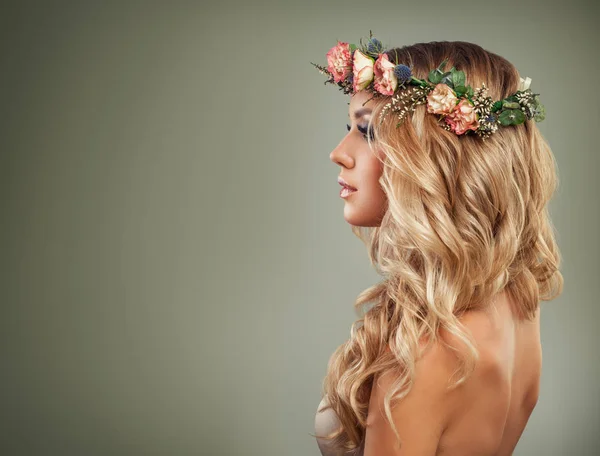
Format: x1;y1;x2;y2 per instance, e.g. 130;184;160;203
365;156;384;190
365;158;387;213
343;176;387;226
356;159;386;207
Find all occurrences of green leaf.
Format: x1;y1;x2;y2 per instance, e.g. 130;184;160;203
428;70;442;84
349;43;357;52
466;86;474;98
436;58;449;73
429;59;450;84
410;76;427;87
534;104;546;122
498;110;513;126
451;70;466;89
440;72;454;88
502;101;521;110
491;101;503;112
498;109;525;126
454;85;467;97
512;109;526;124
505;95;518;103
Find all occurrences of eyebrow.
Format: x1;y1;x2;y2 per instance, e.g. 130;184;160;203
348;107;372;121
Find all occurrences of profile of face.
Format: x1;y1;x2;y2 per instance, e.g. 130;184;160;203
329;91;388;227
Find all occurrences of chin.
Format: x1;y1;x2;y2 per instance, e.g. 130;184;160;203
343;209;381;227
343;203;386;227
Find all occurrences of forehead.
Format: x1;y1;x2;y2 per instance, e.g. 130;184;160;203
349;91;376;118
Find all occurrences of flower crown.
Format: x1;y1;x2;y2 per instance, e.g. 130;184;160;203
310;32;546;140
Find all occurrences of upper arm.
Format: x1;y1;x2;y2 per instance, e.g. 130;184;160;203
363;342;463;456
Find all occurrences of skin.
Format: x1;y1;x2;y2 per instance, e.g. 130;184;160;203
363;293;542;455
329;91;388;227
325;93;543;455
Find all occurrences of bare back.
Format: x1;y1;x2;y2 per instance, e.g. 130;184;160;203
437;293;542;456
315;293;542;456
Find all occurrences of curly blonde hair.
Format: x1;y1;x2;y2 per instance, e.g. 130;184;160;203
311;40;563;454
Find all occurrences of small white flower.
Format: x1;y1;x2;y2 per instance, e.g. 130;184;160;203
518;76;532;91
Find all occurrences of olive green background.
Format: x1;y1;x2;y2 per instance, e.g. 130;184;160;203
1;1;598;455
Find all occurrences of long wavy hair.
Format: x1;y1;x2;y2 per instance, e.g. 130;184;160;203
311;40;563;454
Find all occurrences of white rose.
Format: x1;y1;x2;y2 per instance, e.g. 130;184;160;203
352;50;374;92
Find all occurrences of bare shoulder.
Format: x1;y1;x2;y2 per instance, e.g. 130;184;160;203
363;339;482;455
364;298;540;455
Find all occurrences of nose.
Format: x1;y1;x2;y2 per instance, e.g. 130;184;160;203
329;134;355;168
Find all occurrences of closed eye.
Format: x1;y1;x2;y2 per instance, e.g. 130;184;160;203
347;123;375;141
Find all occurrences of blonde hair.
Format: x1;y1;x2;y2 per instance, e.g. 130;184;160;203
311;40;563;454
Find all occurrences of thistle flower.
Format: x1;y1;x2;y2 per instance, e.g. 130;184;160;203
313;33;546;138
366;38;384;56
393;64;412;84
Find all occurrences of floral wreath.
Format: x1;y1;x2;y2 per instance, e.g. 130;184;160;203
310;31;546;140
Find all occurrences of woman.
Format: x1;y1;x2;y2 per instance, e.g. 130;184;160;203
310;35;563;456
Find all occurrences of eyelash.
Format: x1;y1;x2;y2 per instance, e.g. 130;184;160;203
346;123;375;142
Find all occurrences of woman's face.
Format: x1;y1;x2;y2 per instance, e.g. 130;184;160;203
329;91;388;227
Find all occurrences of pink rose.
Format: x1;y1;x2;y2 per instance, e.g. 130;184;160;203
352;50;374;92
426;83;458;115
445;99;480;135
326;41;353;83
373;53;398;95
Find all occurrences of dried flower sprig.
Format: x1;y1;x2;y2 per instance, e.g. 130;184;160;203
311;32;545;140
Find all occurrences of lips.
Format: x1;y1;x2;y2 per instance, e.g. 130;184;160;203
338;177;357;191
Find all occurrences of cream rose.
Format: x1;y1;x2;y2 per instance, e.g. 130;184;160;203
352;50;374;92
445;99;479;135
373;53;398;95
426;83;458;115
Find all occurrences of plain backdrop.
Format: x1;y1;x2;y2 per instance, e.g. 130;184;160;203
1;1;598;455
